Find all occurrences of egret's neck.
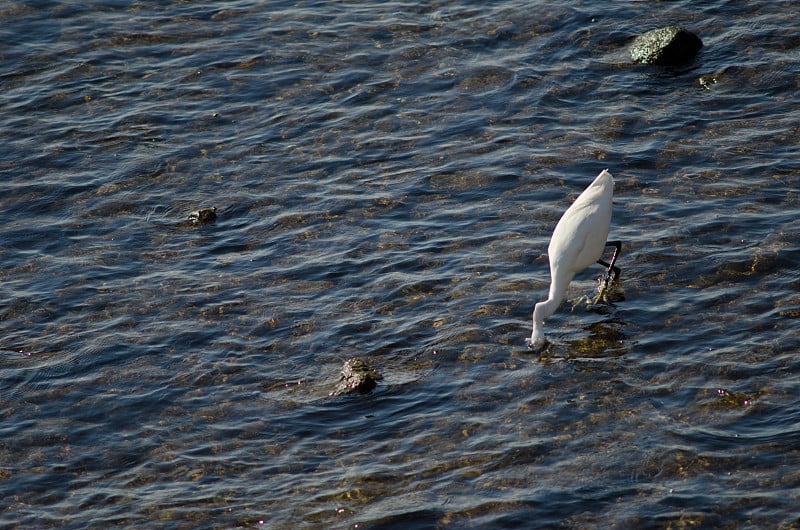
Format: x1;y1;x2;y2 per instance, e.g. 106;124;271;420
533;297;561;326
530;297;562;348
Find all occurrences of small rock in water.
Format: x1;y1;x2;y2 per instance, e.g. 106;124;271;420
630;26;703;66
188;207;217;225
330;358;383;396
697;69;726;90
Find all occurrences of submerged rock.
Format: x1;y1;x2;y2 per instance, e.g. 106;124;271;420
188;207;217;225
630;26;703;66
697;69;727;90
330;358;383;396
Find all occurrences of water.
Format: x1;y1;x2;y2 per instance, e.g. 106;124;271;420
2;1;799;528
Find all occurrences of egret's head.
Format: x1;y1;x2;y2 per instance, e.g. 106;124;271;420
527;329;547;352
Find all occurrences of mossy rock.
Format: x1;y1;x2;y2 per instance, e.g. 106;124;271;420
630;26;703;66
188;207;217;225
330;358;383;396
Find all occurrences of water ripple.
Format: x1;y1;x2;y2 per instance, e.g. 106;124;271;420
2;0;800;528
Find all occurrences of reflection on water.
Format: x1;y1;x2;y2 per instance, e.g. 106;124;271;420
1;0;800;528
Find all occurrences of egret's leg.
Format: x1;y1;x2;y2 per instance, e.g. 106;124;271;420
593;241;621;304
597;240;621;281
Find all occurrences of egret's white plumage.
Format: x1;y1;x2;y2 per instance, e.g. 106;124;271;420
528;169;619;351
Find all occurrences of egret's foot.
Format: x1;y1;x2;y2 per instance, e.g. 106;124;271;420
571;295;592;310
592;288;607;304
593;275;614;304
593;291;611;304
598;273;613;290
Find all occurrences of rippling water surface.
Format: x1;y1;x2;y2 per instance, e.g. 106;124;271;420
2;1;800;528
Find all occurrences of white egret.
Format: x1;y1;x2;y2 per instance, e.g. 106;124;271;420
528;169;621;351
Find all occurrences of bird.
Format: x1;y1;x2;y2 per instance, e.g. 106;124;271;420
527;169;621;351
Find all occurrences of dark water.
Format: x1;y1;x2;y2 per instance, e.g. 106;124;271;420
2;1;799;528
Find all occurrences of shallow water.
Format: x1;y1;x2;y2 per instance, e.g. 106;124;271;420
2;1;800;528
